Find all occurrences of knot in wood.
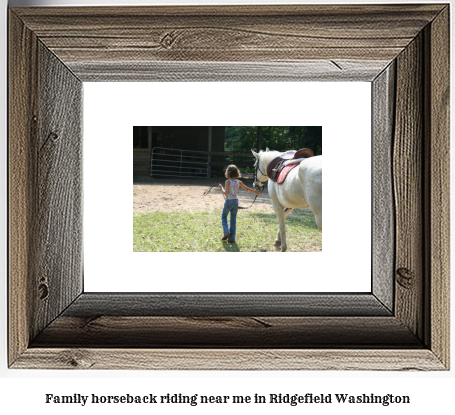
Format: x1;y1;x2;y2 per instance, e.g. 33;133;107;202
160;31;180;49
38;282;49;300
48;131;59;142
60;350;94;369
396;267;414;289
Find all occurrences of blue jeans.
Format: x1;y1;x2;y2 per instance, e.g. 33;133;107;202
221;199;239;241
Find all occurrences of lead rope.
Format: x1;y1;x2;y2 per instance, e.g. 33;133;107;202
203;184;263;210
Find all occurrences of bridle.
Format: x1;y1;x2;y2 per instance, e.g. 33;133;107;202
253;156;268;191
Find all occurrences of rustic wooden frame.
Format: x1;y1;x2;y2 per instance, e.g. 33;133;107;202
8;5;449;370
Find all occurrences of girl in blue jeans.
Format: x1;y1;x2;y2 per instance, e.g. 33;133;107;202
218;165;261;243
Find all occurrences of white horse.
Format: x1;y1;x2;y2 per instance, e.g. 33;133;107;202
252;148;322;252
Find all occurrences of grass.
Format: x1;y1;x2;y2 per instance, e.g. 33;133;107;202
133;209;322;252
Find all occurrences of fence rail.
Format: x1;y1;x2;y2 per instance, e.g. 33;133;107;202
149;147;256;178
151;147;209;178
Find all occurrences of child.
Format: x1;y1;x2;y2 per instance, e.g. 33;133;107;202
218;164;261;243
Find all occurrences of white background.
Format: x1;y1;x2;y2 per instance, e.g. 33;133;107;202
84;82;371;293
1;1;454;414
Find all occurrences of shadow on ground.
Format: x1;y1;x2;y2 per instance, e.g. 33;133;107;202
250;209;319;230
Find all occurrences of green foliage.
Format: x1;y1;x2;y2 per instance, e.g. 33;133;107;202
133;209;322;252
225;126;322;155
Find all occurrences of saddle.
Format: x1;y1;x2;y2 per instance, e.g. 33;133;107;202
267;148;314;183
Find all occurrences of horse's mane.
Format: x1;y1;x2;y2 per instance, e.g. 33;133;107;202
258;149;282;155
257;149;282;166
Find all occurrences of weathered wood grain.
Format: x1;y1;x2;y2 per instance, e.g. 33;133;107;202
11;5;444;77
61;293;391;317
31;316;420;349
14;349;445;371
71;60;388;82
9;12;84;366
372;63;395;312
8;11;39;366
424;7;450;369
33;42;83;338
393;34;424;340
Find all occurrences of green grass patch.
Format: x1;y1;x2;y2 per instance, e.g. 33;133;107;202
133;209;322;252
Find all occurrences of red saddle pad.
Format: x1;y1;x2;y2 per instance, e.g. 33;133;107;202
277;163;299;184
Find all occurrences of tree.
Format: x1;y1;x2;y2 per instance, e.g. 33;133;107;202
225;126;322;155
257;126;263;150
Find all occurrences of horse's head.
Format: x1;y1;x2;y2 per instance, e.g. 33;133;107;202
251;149;270;191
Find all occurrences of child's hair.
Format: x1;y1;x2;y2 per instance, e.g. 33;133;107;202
225;164;241;179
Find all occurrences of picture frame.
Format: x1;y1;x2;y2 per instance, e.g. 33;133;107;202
8;4;449;370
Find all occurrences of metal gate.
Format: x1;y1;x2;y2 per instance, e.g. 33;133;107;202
150;147;209;178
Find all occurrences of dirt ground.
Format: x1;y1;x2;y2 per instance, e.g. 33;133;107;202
133;176;274;213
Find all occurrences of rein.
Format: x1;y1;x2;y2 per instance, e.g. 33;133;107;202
203;183;264;210
203;155;268;210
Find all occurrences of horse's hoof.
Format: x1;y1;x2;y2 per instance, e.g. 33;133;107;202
274;240;281;248
281;247;287;252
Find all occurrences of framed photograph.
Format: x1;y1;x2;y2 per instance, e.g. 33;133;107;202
8;4;449;370
85;82;369;293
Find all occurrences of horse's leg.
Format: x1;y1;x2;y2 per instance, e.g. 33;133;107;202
271;200;285;249
281;208;294;251
275;208;294;246
307;192;322;231
272;201;292;252
298;158;322;231
314;213;322;231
